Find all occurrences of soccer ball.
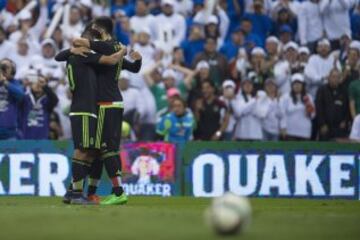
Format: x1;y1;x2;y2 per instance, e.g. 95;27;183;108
205;192;252;236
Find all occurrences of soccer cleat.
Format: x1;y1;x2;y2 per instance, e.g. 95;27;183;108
70;192;96;205
62;190;73;204
87;194;101;205
100;193;128;205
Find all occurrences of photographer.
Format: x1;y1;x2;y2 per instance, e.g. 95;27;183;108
0;59;25;140
19;74;58;140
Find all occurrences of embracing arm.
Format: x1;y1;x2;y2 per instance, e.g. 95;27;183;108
55;47;91;61
122;59;142;73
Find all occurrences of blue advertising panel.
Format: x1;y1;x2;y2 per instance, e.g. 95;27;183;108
183;142;360;200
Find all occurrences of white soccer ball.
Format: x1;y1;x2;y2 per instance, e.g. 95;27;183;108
205;192;252;236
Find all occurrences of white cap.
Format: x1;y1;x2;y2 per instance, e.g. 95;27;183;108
251;47;266;56
291;73;305;83
206;15;219;25
284;41;299;52
318;38;331;46
349;40;360;53
41;38;57;50
299;46;310;55
196;60;210;70
79;0;92;8
162;0;175;6
266;36;279;44
138;27;151;36
120;70;130;80
162;69;176;79
222;80;236;89
19;10;31;21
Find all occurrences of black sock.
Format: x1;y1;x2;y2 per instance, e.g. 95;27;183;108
102;152;123;196
87;158;103;196
72;158;91;192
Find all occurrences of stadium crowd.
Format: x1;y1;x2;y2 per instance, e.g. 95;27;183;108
0;0;360;143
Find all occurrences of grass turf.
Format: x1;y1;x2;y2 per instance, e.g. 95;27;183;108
0;197;359;240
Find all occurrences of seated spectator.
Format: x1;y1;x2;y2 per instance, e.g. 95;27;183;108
156;96;194;144
316;69;350;141
304;39;340;98
280;74;315;141
0;59;25;140
231;76;264;141
261;78;282;141
19;75;58;139
193;37;229;87
193;81;229;140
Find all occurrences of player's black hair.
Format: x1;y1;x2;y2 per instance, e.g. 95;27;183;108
81;23;101;40
93;16;114;34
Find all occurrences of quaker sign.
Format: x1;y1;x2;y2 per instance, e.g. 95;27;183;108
183;142;360;200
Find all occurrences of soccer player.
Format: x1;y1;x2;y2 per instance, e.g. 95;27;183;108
73;17;142;205
55;26;127;204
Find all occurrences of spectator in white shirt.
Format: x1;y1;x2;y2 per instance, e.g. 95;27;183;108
61;5;84;44
280;73;316;140
153;0;186;53
231;77;263;141
0;27;15;60
9;38;32;80
298;0;324;52
220;80;237;140
349;114;360;142
298;46;310;73
245;0;273;14
319;0;356;49
304;38;340;98
271;0;302;17
261;78;282;141
273;41;299;96
119;71;145;128
130;0;156;40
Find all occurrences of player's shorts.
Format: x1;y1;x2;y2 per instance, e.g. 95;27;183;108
70;112;98;149
95;102;124;152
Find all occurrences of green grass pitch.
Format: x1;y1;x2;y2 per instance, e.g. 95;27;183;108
0;197;359;240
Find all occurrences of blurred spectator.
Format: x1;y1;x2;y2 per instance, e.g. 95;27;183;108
193;81;229;140
261;78;282;141
231;77;263;140
280;73;315;141
248;47;270;91
315;69;350;141
114;12;131;45
240;17;262;48
349;74;360;120
0;59;25;140
351;3;360;40
193;37;228;87
19;75;58;139
153;0;186;53
244;0;273;15
9;38;31;79
265;36;280;69
278;24;293;45
319;0;356;50
130;0;156;40
119;71;144;128
187;60;211;109
271;7;297;37
243;0;272;44
220;27;245;60
156;96;194;144
304;39;340;98
0;26;14;60
219;80;236;140
342;41;360;92
181;23;205;66
298;0;324;51
111;0;135;17
349;114;360;141
61;5;84;42
271;0;302;17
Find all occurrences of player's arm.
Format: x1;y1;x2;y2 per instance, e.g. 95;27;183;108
98;47;127;65
73;38;115;55
54;47;91;61
122;51;142;73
